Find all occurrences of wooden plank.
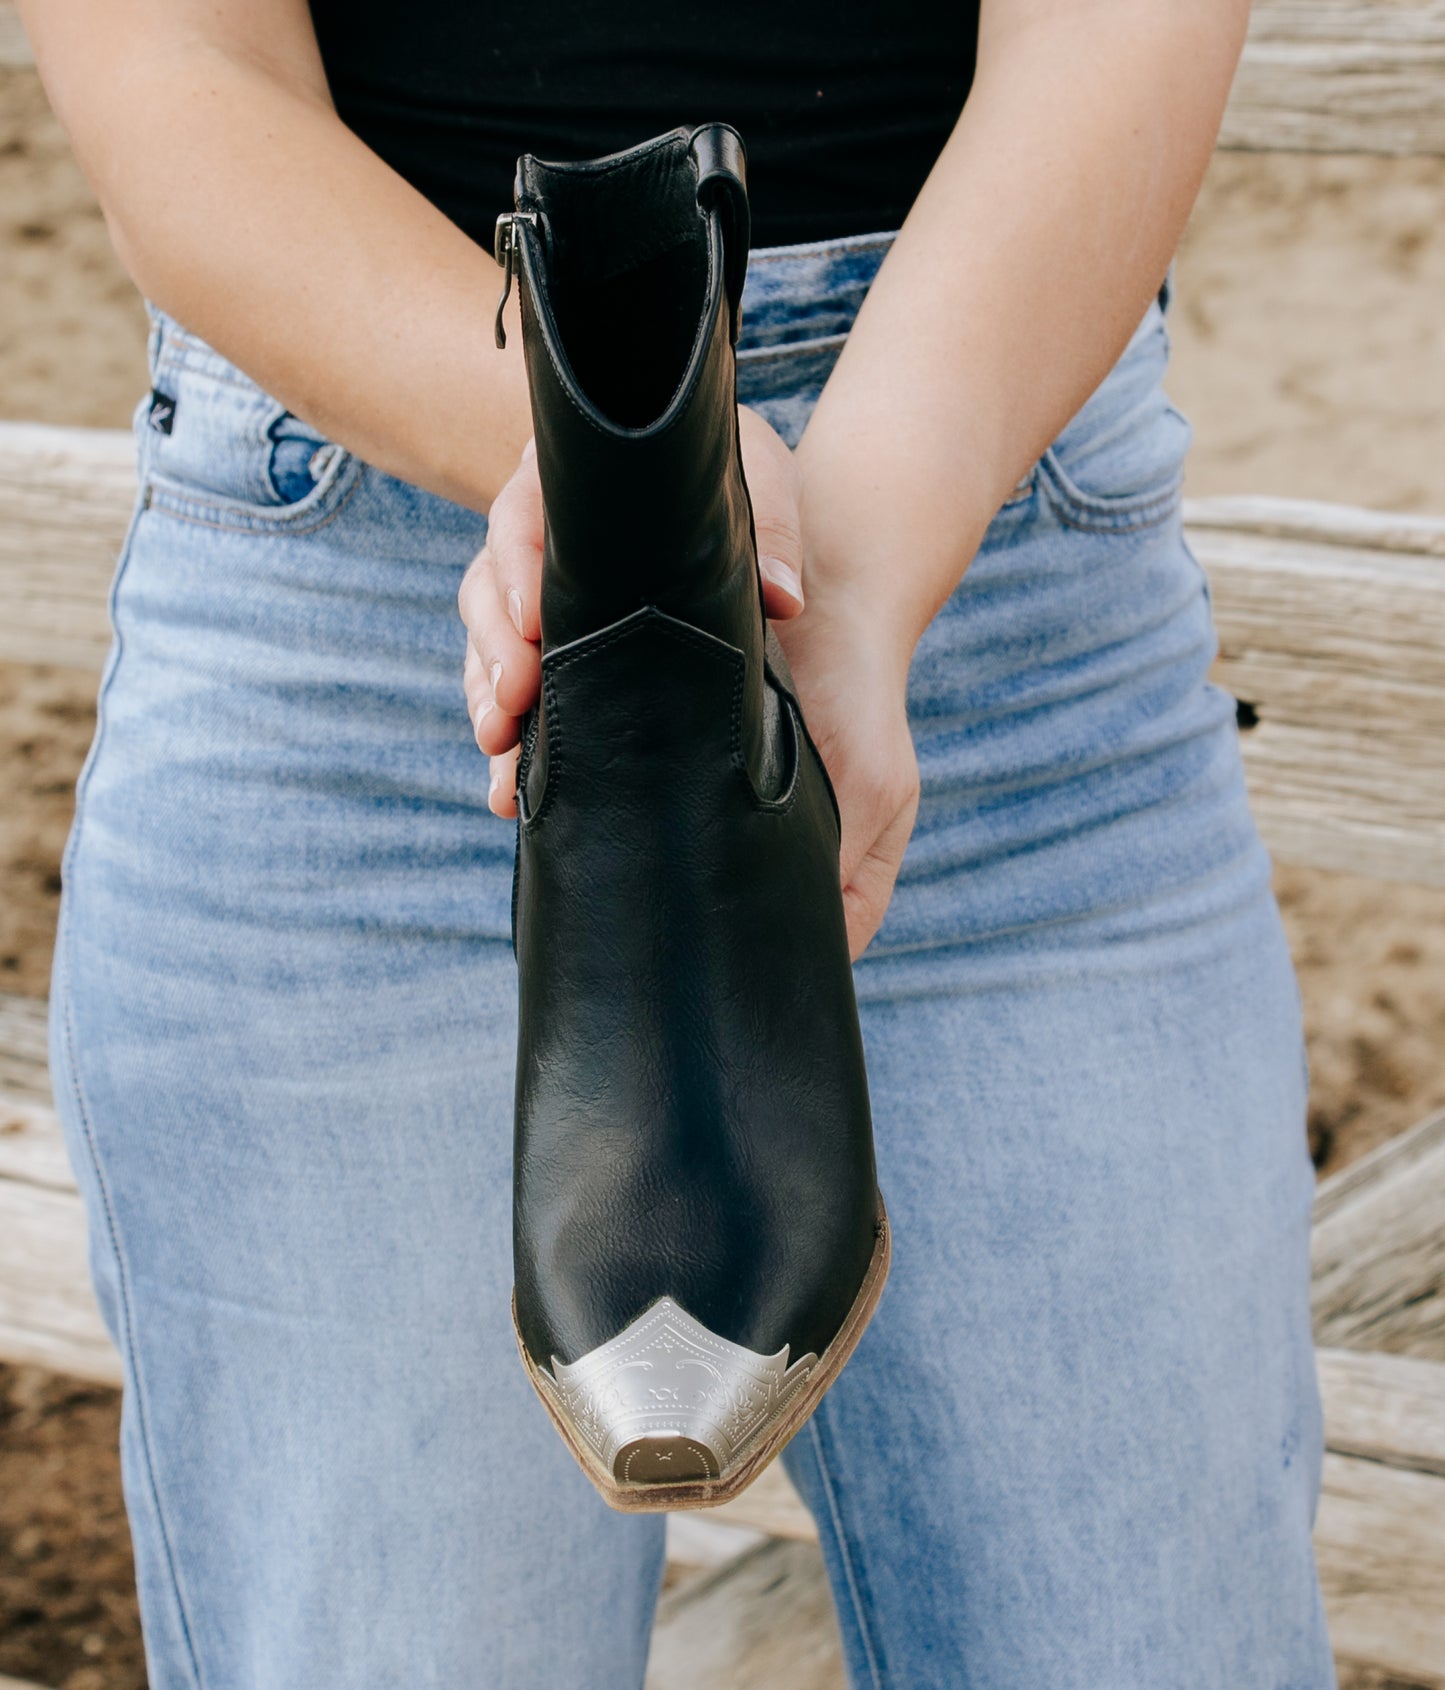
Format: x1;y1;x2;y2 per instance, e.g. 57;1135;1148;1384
710;1462;816;1544
0;1092;76;1195
7;430;1445;885
664;1514;767;1576
0;422;137;671
1223;0;1445;157
1314;1106;1445;1230
0;995;117;1380
647;1539;844;1690
0;988;51;1102
1318;1454;1445;1688
0;1179;118;1385
1316;1345;1445;1684
1312;1108;1445;1358
0;998;73;1192
1187;496;1445;558
1317;1347;1445;1478
1185;498;1445;892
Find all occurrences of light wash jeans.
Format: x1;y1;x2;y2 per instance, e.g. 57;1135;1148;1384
50;227;1336;1689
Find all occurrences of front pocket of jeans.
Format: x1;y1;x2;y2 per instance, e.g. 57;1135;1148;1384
146;436;359;533
145;405;360;533
142;323;361;532
1038;310;1192;533
1039;431;1187;532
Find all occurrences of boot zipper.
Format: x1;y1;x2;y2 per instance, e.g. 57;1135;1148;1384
493;211;539;350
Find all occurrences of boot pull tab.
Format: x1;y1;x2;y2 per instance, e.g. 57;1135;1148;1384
689;122;751;346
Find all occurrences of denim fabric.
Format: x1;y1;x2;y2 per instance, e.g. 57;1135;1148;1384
50;226;1335;1689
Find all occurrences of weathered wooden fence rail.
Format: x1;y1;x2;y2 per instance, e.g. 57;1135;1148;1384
5;422;1444;889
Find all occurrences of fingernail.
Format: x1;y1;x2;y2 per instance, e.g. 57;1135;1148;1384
507;588;525;637
488;765;501;803
474;697;494;744
489;658;503;692
759;555;803;605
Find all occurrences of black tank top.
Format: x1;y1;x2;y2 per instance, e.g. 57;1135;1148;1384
307;4;979;250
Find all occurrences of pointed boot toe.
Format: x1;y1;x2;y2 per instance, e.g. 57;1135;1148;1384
501;121;890;1511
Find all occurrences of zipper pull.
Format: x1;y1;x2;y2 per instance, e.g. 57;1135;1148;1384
493;211;539;350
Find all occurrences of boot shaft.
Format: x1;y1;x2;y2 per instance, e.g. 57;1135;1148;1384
502;125;763;685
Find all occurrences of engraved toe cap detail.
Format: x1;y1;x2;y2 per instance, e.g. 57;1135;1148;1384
534;1297;819;1485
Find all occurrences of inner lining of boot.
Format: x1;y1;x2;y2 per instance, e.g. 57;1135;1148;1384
549;235;710;430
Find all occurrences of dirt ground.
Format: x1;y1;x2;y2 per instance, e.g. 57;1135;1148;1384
0;1368;144;1690
3;57;1445;1690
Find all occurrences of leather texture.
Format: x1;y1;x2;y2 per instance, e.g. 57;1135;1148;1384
508;122;882;1371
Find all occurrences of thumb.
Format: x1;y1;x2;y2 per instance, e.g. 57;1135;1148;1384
737;403;806;620
757;540;805;620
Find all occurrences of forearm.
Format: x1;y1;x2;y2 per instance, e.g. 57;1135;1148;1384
795;0;1248;653
22;10;531;512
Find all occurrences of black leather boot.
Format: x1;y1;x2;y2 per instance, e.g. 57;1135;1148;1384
496;121;889;1511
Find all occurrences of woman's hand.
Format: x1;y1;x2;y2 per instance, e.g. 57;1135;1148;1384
457;403;926;960
459;406;809;814
771;587;921;960
778;418;926;957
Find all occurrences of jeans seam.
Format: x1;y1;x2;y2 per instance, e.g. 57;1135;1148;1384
805;1414;888;1690
55;480;208;1690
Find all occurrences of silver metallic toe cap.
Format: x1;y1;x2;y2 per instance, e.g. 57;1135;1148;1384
535;1297;819;1485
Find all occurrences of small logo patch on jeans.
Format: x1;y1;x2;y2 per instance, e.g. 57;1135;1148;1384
148;389;177;435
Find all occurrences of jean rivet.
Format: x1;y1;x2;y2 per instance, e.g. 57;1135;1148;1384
308;443;340;482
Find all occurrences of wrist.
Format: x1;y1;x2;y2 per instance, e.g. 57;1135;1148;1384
794;429;988;667
450;314;537;512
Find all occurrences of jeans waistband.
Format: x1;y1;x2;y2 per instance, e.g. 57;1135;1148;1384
739;223;1174;354
738;227;899;355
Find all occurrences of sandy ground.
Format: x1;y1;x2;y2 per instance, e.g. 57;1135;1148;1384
1173;151;1445;512
0;1367;142;1690
0;69;149;429
3;59;1445;1690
